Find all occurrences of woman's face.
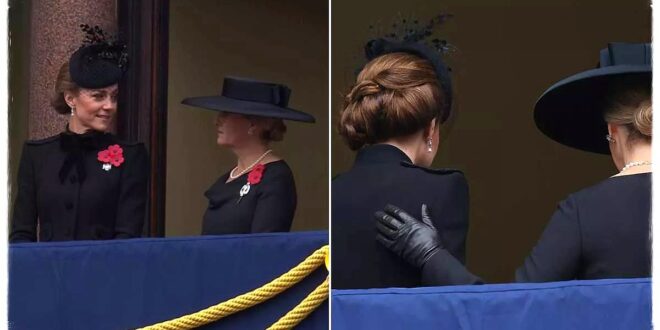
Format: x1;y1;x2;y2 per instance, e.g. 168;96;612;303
66;84;118;132
215;112;253;147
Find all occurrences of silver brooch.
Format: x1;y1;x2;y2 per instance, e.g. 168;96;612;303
237;183;251;204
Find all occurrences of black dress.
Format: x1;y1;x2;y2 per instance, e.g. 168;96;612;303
201;160;297;235
422;172;652;285
332;144;470;289
10;129;149;243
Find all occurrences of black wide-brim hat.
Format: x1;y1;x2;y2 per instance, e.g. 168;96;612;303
181;77;316;123
534;42;651;154
365;38;453;123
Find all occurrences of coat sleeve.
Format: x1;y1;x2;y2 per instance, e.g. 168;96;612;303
10;144;38;243
422;194;582;286
114;144;149;239
421;249;484;285
418;171;476;286
250;168;297;233
515;195;582;282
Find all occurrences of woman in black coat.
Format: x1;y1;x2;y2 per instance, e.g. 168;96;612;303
332;37;469;289
376;42;652;285
181;76;315;235
10;26;149;243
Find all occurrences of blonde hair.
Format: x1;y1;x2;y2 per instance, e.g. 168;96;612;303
250;116;287;142
604;77;652;143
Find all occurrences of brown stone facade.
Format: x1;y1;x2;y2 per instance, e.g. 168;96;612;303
28;0;116;139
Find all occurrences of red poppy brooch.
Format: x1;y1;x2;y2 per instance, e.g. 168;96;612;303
97;144;124;171
238;164;265;203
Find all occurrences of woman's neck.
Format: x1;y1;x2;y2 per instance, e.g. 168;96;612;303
233;144;271;170
68;118;91;134
382;133;424;164
616;142;652;176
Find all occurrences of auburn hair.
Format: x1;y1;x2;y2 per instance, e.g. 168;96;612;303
338;52;447;150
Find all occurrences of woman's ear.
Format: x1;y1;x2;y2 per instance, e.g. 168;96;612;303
426;118;438;139
608;123;618;137
64;90;77;108
247;118;258;136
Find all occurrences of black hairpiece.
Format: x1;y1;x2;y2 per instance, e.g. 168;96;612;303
69;24;129;88
79;24;128;69
359;13;456;122
368;13;455;55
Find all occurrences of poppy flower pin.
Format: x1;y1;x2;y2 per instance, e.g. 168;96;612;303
237;164;266;204
97;144;124;171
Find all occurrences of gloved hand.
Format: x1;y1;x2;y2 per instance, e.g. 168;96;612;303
375;204;443;269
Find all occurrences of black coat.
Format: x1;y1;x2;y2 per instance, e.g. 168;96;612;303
332;144;470;289
422;172;652;285
10;130;149;243
201;160;297;235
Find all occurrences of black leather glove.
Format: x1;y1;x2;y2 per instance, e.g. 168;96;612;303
375;204;443;269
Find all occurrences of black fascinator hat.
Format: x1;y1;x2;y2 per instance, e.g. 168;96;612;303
69;24;128;89
362;14;455;123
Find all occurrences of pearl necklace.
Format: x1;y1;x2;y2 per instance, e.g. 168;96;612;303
620;161;652;173
229;149;273;179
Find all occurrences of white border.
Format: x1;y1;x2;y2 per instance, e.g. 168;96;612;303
0;2;653;329
1;0;10;327
651;1;658;326
327;0;333;329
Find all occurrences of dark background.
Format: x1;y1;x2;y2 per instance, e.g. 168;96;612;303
331;0;651;282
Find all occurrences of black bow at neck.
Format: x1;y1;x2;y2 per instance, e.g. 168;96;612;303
58;125;114;184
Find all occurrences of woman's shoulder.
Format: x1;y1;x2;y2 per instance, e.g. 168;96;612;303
115;138;146;150
333;161;468;192
24;134;62;147
263;160;293;177
21;135;63;161
255;161;295;190
572;173;650;197
25;133;145;149
560;173;651;212
258;161;295;197
112;139;148;160
400;161;468;184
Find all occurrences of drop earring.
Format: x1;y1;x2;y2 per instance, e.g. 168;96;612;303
427;138;433;152
70;106;75;117
606;134;616;143
248;127;255;135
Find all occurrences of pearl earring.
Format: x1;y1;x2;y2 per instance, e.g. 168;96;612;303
606;134;615;143
427;138;433;152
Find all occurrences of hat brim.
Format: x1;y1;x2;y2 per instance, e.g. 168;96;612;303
181;96;316;123
534;65;651;155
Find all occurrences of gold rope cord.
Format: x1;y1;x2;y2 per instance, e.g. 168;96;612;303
138;245;329;330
